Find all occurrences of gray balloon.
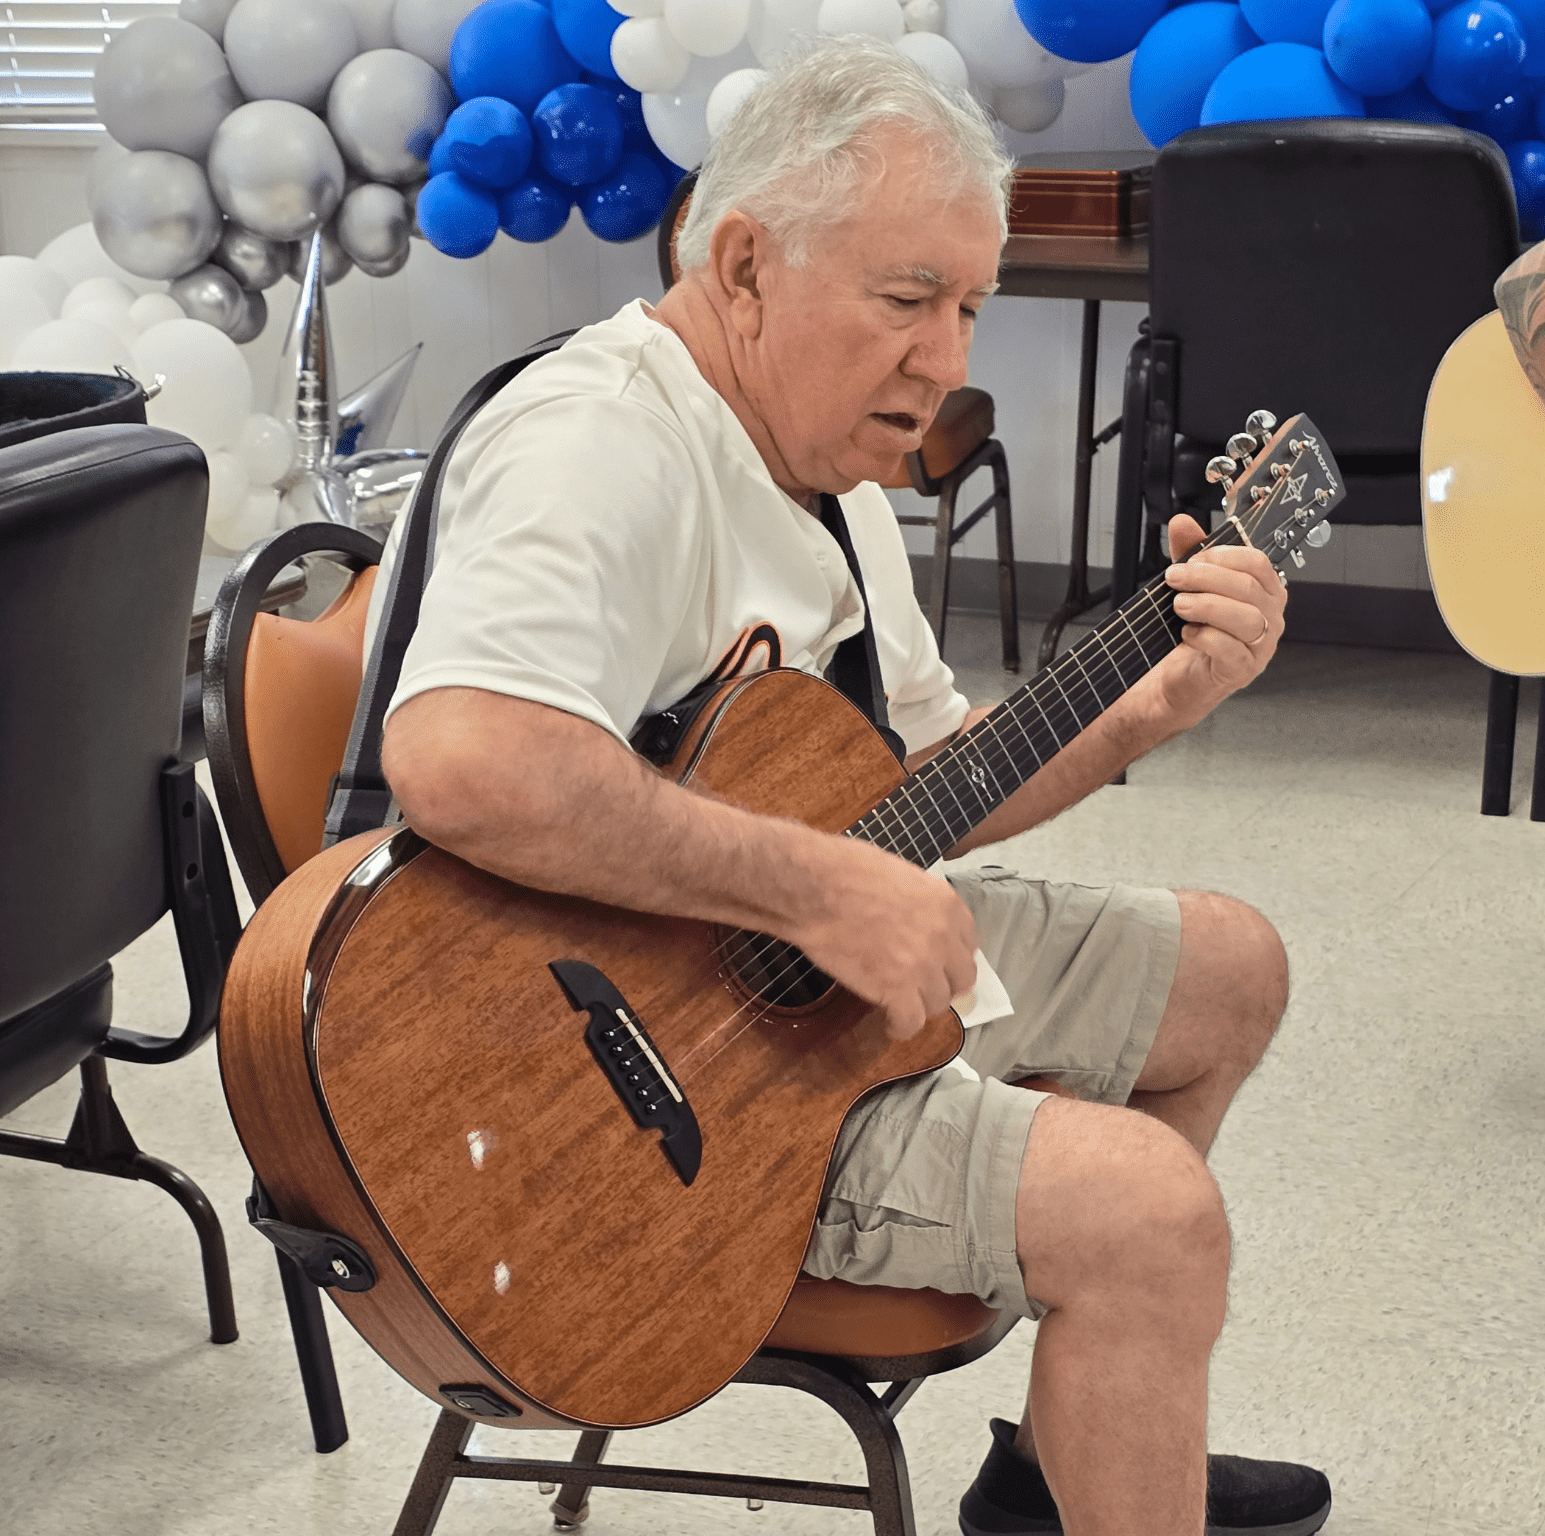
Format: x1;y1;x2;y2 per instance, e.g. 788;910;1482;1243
327;49;452;184
91;150;222;280
212;224;289;291
341;0;397;49
354;245;411;278
92;16;242;160
336;183;409;265
169;262;244;330
391;0;481;75
178;0;237;43
286;224;354;286
223;0;358;112
227;287;269;345
402;178;426;239
207;101;347;243
86;138;132;208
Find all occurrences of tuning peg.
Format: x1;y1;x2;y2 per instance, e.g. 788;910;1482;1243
1226;431;1257;463
1290;549;1306;569
1245;409;1277;440
1305;523;1332;548
1205;454;1237;487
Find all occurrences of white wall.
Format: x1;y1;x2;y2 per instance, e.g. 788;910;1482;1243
0;55;1429;595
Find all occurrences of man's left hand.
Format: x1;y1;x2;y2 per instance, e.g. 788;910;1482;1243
1138;512;1286;733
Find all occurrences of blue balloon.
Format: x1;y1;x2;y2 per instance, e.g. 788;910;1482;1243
416;171;501;258
1505;137;1545;234
532;82;623;188
1464;87;1534;140
579;151;669;241
582;71;651;155
1129;3;1261;147
1507;0;1545;75
1012;0;1170;64
428;132;456;178
1200;40;1366;123
1424;2;1526;113
552;0;623;81
1322;0;1432;95
440;97;534;190
1239;0;1334;44
449;0;581;119
497;171;574;241
1365;78;1457;121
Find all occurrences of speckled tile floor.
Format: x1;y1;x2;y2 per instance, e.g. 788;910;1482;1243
3;614;1542;1536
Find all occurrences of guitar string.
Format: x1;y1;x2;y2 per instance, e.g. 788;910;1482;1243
667;470;1304;1088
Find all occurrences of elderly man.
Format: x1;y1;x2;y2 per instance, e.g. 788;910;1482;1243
379;37;1330;1536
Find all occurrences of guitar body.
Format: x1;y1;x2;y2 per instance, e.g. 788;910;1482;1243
1422;309;1545;675
218;669;964;1430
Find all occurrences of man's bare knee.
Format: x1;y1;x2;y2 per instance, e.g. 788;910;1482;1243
1174;890;1289;1055
1016;1098;1229;1337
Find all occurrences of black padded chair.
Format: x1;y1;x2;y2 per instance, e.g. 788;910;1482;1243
0;421;243;1346
1110;119;1519;605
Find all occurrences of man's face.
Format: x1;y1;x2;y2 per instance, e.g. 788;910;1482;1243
744;131;1002;496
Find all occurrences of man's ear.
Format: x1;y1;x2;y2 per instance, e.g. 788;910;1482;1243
707;211;769;340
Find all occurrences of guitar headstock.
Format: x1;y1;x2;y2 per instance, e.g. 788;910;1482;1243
1203;411;1346;574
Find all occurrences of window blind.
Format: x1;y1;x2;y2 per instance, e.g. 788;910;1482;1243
0;2;182;130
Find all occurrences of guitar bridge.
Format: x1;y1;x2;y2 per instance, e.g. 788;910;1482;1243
549;959;702;1187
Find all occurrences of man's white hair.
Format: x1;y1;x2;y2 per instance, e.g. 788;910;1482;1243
674;35;1014;273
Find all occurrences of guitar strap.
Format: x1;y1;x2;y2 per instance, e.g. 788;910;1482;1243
322;329;576;848
324;335;905;846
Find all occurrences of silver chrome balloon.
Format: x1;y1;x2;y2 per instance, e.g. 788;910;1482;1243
354;246;411;278
336;183;410;266
93;15;241;160
227;286;269;345
179;0;237;43
335;448;427;525
169;262;244;330
211;224;289;291
273;233;339;481
285;222;354;286
206;100;347;243
327;49;453;184
222;0;360;113
336;343;421;455
281;466;355;525
91;150;223;280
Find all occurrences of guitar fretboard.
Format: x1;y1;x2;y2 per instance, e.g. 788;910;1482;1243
845;553;1216;863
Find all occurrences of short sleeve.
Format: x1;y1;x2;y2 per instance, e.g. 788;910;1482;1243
389;391;705;743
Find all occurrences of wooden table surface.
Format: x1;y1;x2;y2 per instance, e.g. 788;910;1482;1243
998;234;1150;303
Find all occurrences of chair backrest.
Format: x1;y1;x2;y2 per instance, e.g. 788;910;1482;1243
0;424;208;1023
203;523;383;907
1150;119;1518;454
656;169;697;293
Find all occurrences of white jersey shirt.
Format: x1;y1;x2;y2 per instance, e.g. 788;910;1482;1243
372;299;971;754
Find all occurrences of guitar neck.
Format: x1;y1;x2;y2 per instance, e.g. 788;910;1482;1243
848;549;1225;864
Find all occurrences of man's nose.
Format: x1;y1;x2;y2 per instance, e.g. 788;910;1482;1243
905;309;971;392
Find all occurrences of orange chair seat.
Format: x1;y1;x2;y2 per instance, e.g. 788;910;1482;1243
765;1274;999;1358
877;385;995;490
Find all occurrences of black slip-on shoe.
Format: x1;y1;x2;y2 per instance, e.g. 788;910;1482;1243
958;1417;1332;1536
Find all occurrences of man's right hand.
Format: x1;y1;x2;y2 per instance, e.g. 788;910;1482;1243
785;835;979;1040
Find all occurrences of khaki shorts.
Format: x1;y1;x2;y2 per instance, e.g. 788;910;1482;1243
800;868;1182;1320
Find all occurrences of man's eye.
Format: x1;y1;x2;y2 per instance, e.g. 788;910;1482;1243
961;307;980;322
886;294;922;308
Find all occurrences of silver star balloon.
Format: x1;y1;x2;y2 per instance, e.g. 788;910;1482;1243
275;230;425;530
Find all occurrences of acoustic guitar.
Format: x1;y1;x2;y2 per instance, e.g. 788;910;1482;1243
218;411;1345;1433
1422;308;1545;675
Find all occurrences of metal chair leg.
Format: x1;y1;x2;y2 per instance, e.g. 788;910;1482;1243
990;444;1020;672
276;1249;349;1452
1483;670;1520;816
1532;679;1545;822
551;1429;615;1527
927;474;960;653
391;1409;476;1536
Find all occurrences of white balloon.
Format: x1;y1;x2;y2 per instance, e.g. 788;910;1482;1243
902;0;942;31
340;0;397;48
11;317;135;376
705;67;768;137
945;0;1050;91
61;277;136;319
36;223;166;296
134;317;253;453
993;77;1065;133
391;0;481;74
205;449;251;527
642;43;755;170
816;0;903;42
209;485;280;552
130;292;188;330
0;288;53;367
235;411;296;486
895;30;969;88
665;0;751;56
608;0;664;12
69;299;142;349
612;16;691;92
0;257;67;316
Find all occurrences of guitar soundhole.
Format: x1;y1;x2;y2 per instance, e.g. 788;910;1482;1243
721;930;835;1012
